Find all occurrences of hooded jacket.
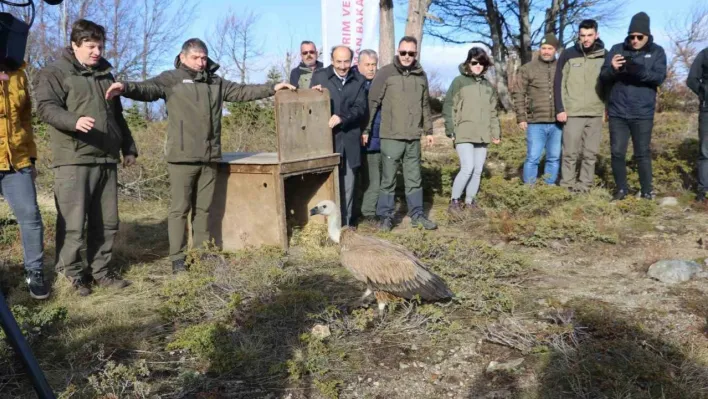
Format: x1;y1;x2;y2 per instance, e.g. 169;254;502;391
554;39;608;117
364;56;433;140
687;47;708;112
121;55;275;163
0;63;37;171
599;36;667;120
443;64;501;144
35;48;137;167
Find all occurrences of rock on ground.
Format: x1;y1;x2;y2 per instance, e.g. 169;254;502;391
647;260;704;284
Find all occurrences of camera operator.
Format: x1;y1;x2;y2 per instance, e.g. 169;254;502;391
0;61;48;300
600;12;667;201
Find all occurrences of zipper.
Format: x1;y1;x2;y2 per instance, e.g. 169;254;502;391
1;79;10;167
180;120;184;151
477;80;484;142
194;84;199;102
548;63;553;120
206;82;213;160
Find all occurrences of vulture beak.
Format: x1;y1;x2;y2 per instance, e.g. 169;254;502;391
309;206;319;216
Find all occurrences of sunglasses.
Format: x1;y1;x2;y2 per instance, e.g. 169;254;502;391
398;51;417;57
301;50;316;55
629;34;645;41
469;61;481;66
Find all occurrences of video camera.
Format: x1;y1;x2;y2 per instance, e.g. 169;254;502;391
0;0;64;70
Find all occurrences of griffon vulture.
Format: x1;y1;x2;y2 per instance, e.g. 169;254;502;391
309;200;453;314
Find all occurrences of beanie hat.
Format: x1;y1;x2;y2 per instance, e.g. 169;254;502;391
628;12;651;35
540;33;560;49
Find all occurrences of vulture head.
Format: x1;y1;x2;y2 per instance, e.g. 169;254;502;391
309;200;337;217
309;199;342;243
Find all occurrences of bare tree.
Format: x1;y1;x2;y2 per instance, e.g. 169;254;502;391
379;0;395;65
137;0;197;119
426;0;619;111
100;0;140;80
665;2;708;76
427;0;513;110
208;10;263;83
404;0;433;57
659;2;708;111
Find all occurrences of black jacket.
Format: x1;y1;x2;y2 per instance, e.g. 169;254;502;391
310;65;367;169
600;36;667;120
687;47;708;112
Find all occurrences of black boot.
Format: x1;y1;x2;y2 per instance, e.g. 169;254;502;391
411;215;438;230
611;189;627;201
172;259;187;274
640;191;655;200
379;217;394;232
68;275;92;297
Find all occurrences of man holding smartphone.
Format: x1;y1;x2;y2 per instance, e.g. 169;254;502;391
600;12;667;201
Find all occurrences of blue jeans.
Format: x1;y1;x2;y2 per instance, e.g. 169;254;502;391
523;123;562;184
0;167;44;271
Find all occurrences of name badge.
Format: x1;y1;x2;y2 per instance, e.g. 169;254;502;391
183;79;194;83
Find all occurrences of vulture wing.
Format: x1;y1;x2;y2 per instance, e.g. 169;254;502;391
340;232;453;301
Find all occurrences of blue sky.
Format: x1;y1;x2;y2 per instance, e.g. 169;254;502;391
169;0;696;87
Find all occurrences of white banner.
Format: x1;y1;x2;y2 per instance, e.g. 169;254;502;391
320;0;379;66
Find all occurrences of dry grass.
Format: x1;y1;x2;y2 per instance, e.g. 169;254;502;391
1;109;707;398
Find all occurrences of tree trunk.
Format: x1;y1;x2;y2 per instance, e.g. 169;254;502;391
404;0;432;58
379;0;395;65
545;0;561;35
61;1;68;46
141;0;151;120
559;0;569;47
518;0;532;64
485;0;512;111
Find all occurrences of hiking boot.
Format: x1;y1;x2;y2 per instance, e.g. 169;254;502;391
69;276;92;297
26;270;50;300
379;217;394;232
411;215;438;230
611;189;627;201
95;274;131;289
172;259;187;274
697;192;707;203
448;199;463;215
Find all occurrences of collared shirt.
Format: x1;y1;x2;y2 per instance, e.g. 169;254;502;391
334;70;348;85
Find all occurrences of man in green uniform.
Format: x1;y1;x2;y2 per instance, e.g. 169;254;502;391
106;38;294;273
36;19;138;296
364;36;437;232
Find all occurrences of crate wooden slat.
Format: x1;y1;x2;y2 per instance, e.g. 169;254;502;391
208;89;340;251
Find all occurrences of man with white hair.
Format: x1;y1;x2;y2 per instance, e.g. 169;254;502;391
355;49;382;223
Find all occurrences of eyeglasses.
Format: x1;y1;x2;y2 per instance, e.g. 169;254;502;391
398;51;417;57
469;61;481;66
301;50;316;55
629;34;645;41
